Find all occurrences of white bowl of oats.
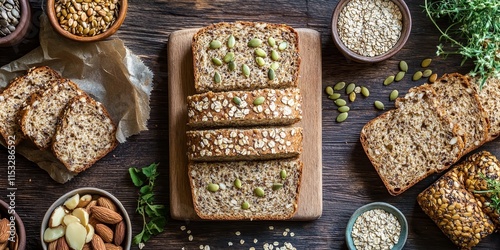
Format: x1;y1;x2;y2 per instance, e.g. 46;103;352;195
345;202;408;250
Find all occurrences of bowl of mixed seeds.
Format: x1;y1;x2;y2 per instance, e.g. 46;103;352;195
345;202;408;250
331;0;411;63
46;0;127;42
0;0;31;47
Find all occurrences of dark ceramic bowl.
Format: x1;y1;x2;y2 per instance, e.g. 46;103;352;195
0;0;31;47
0;199;26;250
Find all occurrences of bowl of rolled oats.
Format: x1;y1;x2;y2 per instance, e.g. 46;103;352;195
345;202;407;250
331;0;411;63
0;0;31;47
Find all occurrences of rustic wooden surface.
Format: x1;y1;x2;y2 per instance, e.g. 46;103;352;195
1;0;500;249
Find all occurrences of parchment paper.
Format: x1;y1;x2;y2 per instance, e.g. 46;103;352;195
0;15;154;183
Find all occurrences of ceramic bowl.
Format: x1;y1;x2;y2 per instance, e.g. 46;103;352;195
0;0;31;47
0;199;26;250
345;202;408;250
40;187;132;250
46;0;128;42
331;0;412;63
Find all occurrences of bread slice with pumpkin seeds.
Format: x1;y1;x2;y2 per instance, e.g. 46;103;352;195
192;21;301;93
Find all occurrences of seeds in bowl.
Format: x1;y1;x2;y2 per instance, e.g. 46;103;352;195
351;209;401;250
0;0;21;37
337;0;403;57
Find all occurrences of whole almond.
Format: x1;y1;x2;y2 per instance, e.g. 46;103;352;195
91;234;106;250
104;243;123;250
85;200;97;214
90;206;122;224
114;221;125;246
48;240;58;250
97;197;118;212
0;218;9;243
88;215;100;228
95;224;113;243
0;241;8;250
82;243;91;250
56;236;69;250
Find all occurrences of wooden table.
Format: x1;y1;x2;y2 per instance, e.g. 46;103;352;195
1;0;499;249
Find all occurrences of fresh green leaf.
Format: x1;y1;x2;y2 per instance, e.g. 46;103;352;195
140;185;152;195
142;163;159;178
474;173;500;213
129;167;145;187
133;230;145;245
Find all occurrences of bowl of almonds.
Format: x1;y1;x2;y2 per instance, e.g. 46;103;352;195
46;0;128;42
0;0;31;47
40;187;131;250
0;199;26;250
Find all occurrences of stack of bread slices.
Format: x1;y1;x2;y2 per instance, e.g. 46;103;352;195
186;22;304;220
361;73;500;195
0;66;118;174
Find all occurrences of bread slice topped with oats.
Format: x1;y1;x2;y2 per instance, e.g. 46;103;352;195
52;95;118;173
19;78;86;150
192;21;300;93
0;66;62;145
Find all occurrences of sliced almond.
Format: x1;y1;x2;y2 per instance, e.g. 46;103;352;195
65;222;87;250
49;206;67;228
62;215;80;226
63;193;80;210
72;208;89;227
85;224;95;244
77;194;93;208
43;226;65;243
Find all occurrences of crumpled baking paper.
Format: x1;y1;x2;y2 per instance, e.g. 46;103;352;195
0;15;153;183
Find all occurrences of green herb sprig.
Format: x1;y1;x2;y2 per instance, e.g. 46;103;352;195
129;163;166;248
424;0;500;89
474;173;500;213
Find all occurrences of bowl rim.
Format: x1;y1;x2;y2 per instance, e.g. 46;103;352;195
331;0;412;63
345;202;408;250
0;0;32;47
0;199;26;250
46;0;128;42
40;187;132;250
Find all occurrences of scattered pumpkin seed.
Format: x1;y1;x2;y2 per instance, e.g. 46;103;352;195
389;90;399;101
234;178;242;189
399;61;408;72
421;58;432;68
338;106;350;113
270;62;280;70
361;86;370;97
242;64;250;77
346;83;356;94
272;183;283;191
212;57;222;66
248;38;262;47
207;183;219;192
384;76;395;86
334;81;346;91
349;92;356;102
268;68;276;80
268;37;276;47
325;86;334;96
214;72;221;83
233;97;242;105
254;187;265;197
271;50;280;61
227;35;236;48
429;73;438;83
255;48;267;57
413;71;423;81
336;112;348;123
328;93;341;100
423;69;432;78
253;96;265;105
374;100;385;110
241;201;250;210
280;169;287;179
395;71;405;82
224;52;235;63
354;86;361;94
256;57;265;67
278;42;288;50
335;99;347;107
209;40;222;49
228;61;236;71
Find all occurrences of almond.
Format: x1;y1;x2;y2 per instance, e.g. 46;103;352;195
90;206;122;224
104;243;123;250
82;243;91;250
0;241;8;250
97;197;118;212
48;240;58;250
91;234;106;250
95;224;113;243
56;236;69;250
85;200;97;214
0;218;9;243
88;215;100;228
113;220;125;246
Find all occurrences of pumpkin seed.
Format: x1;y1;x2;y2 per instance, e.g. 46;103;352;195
423;69;432;78
395;71;405;82
234;178;242;189
224;52;235;63
413;71;423;81
349;92;356;102
325;86;334;95
399;61;408;72
253;96;265;105
374;101;385;110
255;48;267;57
346;83;356;94
227;35;236;48
336;112;348;123
421;58;432;68
233;97;242;106
280;169;287;179
384;76;395;86
254;187;265;197
338;106;350;113
248;38;262;47
389;90;399;101
228;61;236;71
271;50;280;61
212;57;222;66
210;40;222;49
242;64;250;77
335;99;347;107
272;183;283;191
268;68;276;80
241;201;250;210
361;86;370;97
256;57;265;67
207;183;219;192
268;37;276;47
278;42;288;51
270;62;280;70
214;72;221;83
328;93;341;100
334;81;346;91
429;73;438;83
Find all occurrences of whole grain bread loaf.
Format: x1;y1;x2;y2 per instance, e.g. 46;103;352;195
470;76;500;141
0;66;62;145
187;88;302;128
189;158;302;220
361;85;464;195
192;21;300;93
186;127;303;162
19;79;85;150
52;95;118;173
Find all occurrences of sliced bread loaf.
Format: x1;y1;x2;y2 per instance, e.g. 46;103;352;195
360;85;464;195
470;76;500;141
187;88;302;128
0;66;62;145
19;79;85;150
186;127;303;162
192;21;300;93
189;159;303;220
52;95;117;173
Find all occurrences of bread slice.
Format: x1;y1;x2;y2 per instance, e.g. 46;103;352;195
192;21;300;93
189;159;303;220
470;76;500;141
360;85;464;195
19;79;85;150
52;95;118;173
187;88;302;128
423;73;489;155
187;127;303;162
0;66;62;145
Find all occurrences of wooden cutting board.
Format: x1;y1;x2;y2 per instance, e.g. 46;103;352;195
167;28;322;221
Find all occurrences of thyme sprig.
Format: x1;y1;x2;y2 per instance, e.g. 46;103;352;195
424;0;500;89
474;173;500;214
